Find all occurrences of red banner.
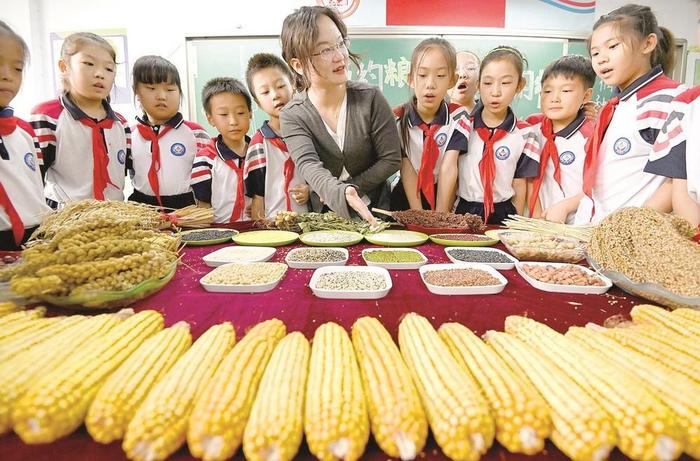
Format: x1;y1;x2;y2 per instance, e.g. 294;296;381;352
386;0;506;27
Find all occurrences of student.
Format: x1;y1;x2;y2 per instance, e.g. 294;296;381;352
575;4;684;225
30;32;129;206
442;46;540;225
279;6;401;224
191;77;252;224
645;3;700;227
0;21;50;249
129;55;210;209
448;50;480;115
528;55;596;224
391;38;470;212
244;53;310;219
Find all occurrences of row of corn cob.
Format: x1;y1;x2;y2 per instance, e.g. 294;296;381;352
2;303;699;461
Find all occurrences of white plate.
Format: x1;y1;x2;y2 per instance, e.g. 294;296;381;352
203;246;276;267
362;248;427;270
515;262;612;294
285;247;349;269
419;263;507;295
444;247;518;270
309;266;392;299
199;263;287;293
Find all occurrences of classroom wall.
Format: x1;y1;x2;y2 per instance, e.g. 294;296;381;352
3;0;698;121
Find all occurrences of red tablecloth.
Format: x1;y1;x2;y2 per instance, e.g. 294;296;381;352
2;239;664;461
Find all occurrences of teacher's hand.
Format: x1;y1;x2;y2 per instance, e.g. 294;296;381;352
345;186;378;226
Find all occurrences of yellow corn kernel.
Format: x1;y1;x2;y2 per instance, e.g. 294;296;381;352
11;310;163;443
0;306;46;327
188;319;286;461
86;321;192;443
0;302;22;317
243;332;310;461
351;316;427;460
439;322;550;455
0;315;84;360
506;316;683;461
630;305;699;338
398;313;494;461
672;308;700;328
304;322;369;461
568;325;700;459
0;312;122;435
484;330;617;461
123;322;235;461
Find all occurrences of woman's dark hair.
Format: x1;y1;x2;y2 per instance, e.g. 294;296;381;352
280;6;360;91
132;55;182;95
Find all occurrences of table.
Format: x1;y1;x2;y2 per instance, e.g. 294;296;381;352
1;239;662;461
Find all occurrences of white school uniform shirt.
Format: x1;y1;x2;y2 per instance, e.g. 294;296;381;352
394;100;471;182
244;121;308;216
646;85;700;205
529;112;593;223
575;66;684;224
129;113;210;196
0;109;51;230
30;94;130;203
458;106;540;203
191;136;251;224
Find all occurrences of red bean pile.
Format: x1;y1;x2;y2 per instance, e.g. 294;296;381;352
423;268;500;287
432;234;492;241
522;264;606;286
391;210;485;232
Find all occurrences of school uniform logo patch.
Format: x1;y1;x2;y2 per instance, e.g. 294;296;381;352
613;137;631;156
117;149;126;164
170;142;186;157
24;153;36;171
435;133;448;147
559;151;576;166
495;146;511;160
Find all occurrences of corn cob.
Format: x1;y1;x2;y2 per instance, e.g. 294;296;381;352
350;316;427;461
625;323;700;359
0;306;46;326
123;322;235;461
506;316;683;461
599;324;700;385
672;308;700;325
0;315;84;360
0;316;63;344
86;321;192;444
484;330;616;461
12;310;163;443
0;302;21;317
242;331;310;461
630;305;698;338
398;313;494;461
304;322;369;461
188;319;286;461
567;326;700;459
438;322;550;455
0;312;124;435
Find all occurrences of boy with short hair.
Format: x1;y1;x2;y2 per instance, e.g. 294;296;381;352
244;53;309;220
527;55;596;223
191;77;252;223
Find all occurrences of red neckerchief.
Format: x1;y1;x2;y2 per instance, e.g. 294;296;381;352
136;123;173;208
476;127;509;223
415;123;441;210
268;137;295;211
0;116;18;136
0;183;24;246
582;97;620;217
528;118;561;216
213;139;246;223
77;117;117;200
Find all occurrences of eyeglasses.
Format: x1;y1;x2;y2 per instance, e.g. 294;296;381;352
311;38;350;62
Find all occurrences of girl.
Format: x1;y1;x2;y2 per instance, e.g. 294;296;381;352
31;32;130;206
441;46;540;225
0;21;50;249
448;50;480;115
279;6;401;225
390;38;470;212
576;4;683;225
129;55;210;209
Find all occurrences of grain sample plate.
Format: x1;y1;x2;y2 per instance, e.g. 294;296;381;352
362;248;428;270
419;263;507;295
444;247;518;270
309;266;392;299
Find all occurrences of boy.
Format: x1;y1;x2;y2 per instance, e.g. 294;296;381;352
527;55;596;223
191;77;252;224
645;3;700;227
244;53;309;220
